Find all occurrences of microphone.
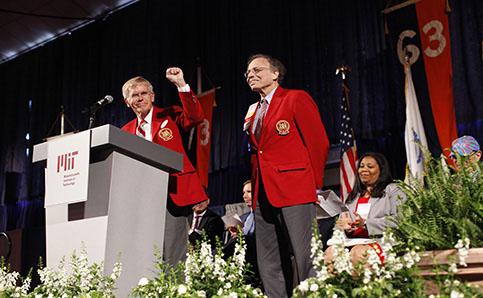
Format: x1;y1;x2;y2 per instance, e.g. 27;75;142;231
83;95;114;113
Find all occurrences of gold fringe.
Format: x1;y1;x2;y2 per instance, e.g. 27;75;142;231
445;0;451;14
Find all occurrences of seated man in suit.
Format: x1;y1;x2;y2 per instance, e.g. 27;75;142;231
227;180;255;239
188;196;224;248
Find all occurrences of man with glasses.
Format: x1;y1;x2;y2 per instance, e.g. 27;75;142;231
121;68;208;267
244;54;330;298
449;135;482;172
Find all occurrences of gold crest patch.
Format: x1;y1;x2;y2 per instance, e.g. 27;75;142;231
158;128;174;141
276;120;290;135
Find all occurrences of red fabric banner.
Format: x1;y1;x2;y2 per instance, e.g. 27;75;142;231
196;89;215;187
416;0;457;155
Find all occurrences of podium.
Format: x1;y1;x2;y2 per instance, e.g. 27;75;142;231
33;124;183;297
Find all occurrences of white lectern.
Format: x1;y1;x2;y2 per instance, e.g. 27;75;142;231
33;124;183;297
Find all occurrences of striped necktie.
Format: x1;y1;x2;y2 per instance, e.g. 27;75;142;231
254;98;268;142
137;119;147;138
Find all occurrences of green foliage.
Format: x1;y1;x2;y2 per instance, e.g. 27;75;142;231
394;149;483;250
129;245;185;297
130;234;265;298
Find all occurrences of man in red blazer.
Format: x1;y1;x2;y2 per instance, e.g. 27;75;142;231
245;54;330;298
121;68;208;267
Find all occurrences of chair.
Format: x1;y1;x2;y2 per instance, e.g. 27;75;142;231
0;232;12;261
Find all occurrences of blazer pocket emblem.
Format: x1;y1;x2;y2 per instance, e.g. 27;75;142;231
276;120;290;135
159;128;173;141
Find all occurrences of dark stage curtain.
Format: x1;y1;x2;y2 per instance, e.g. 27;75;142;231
0;0;482;231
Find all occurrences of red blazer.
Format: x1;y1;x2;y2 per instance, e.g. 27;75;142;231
249;87;330;208
122;90;208;206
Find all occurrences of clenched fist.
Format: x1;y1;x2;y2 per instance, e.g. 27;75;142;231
166;67;187;88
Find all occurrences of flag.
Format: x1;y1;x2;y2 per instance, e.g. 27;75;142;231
404;63;428;182
196;89;216;187
386;0;457;157
340;82;358;202
414;0;456;156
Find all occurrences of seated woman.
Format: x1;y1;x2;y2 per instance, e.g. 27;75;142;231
324;152;406;266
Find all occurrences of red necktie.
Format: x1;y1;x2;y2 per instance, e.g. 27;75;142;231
137;119;147;138
254;99;268;142
193;215;201;230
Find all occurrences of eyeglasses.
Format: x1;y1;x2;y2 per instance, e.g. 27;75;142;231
244;66;269;78
449;151;477;160
130;91;152;100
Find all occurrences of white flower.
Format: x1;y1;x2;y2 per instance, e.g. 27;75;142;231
448;262;458;274
444;279;452;287
178;284;188;294
455;238;470;266
138;277;149;286
330;230;353;274
309;282;319;292
363;268;372;284
403;250;420;268
450;290;464;298
225;282;232;289
228;292;238;298
197;290;206;297
299;280;309;292
365;246;382;277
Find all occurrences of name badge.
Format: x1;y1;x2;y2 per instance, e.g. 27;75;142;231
243;102;258;132
356;203;371;220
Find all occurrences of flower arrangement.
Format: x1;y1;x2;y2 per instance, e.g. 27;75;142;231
131;236;265;298
292;228;425;297
0;260;31;298
29;245;122;298
0;244;121;298
422;236;483;298
292;227;482;298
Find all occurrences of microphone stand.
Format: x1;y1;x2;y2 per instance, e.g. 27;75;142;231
84;96;114;130
88;113;96;130
87;106;100;130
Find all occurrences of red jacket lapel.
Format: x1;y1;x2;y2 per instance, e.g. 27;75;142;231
151;106;163;140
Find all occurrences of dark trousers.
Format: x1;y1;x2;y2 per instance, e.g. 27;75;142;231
255;183;316;298
318;216;336;251
163;198;191;268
